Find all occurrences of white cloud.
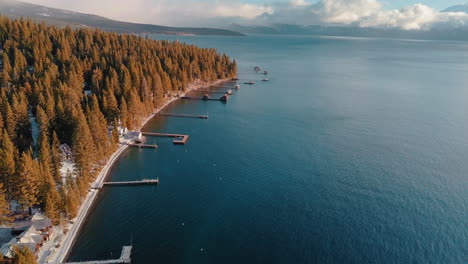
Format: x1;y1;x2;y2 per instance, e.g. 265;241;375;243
215;3;273;19
359;4;439;30
290;0;311;8
19;0;468;30
316;0;382;24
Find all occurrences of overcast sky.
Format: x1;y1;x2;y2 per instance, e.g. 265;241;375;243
20;0;468;30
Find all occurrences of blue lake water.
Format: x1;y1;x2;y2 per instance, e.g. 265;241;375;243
68;35;468;263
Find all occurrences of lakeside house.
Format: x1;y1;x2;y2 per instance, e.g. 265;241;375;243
1;212;52;262
107;125;128;138
124;131;144;143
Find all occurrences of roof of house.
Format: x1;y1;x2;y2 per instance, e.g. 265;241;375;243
0;238;17;258
18;226;42;244
32;218;51;231
125;131;142;139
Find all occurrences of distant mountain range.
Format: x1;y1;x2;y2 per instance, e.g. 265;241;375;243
228;23;468;41
443;3;468;13
0;0;244;36
226;3;468;41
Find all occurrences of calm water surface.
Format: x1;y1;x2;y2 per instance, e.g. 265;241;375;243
68;35;468;263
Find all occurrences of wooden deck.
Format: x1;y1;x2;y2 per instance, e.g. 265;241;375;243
91;179;159;189
211;84;233;88
181;96;224;101
159;113;208;119
181;95;229;102
61;246;132;264
142;132;190;145
127;143;158;149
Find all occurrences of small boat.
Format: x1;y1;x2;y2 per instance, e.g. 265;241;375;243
254;66;261;72
263;71;268;75
262;78;269;82
244;81;255;85
220;94;229;102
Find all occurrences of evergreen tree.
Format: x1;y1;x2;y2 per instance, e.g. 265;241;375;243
0;183;11;225
72;108;95;179
44;192;60;225
50;131;62;183
17;151;39;213
0;131;16;198
13;246;37;264
112;125;120;147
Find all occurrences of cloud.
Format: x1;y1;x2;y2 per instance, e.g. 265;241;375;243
359;4;439;30
290;0;311;8
20;0;274;26
19;0;468;30
262;0;468;31
320;1;468;31
315;0;382;24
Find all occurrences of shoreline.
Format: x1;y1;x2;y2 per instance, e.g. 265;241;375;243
47;78;231;263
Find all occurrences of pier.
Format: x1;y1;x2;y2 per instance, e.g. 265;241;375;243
159;113;208;119
61;246;132;264
210;85;234;88
197;90;230;94
182;95;229;102
127;143;158;149
91;179;159;189
142;132;190;145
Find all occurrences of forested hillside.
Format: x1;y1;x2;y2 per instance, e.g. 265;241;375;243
0;16;237;224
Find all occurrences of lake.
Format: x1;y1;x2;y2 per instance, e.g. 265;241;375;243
68;35;468;263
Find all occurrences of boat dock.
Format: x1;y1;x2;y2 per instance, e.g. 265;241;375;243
210;85;234;88
159;113;208;119
182;95;229;102
61;246;132;264
91;179;159;190
142;132;190;145
197;90;230;94
182;96;222;101
127;143;158;149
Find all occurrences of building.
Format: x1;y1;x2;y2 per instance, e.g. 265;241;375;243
1;212;52;262
124;131;144;143
107;126;128;137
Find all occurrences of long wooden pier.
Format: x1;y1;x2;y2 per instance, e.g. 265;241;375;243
91;179;159;189
127;143;158;149
181;96;228;102
196;90;229;94
142;132;190;145
211;85;233;88
61;246;132;264
159;113;208;119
